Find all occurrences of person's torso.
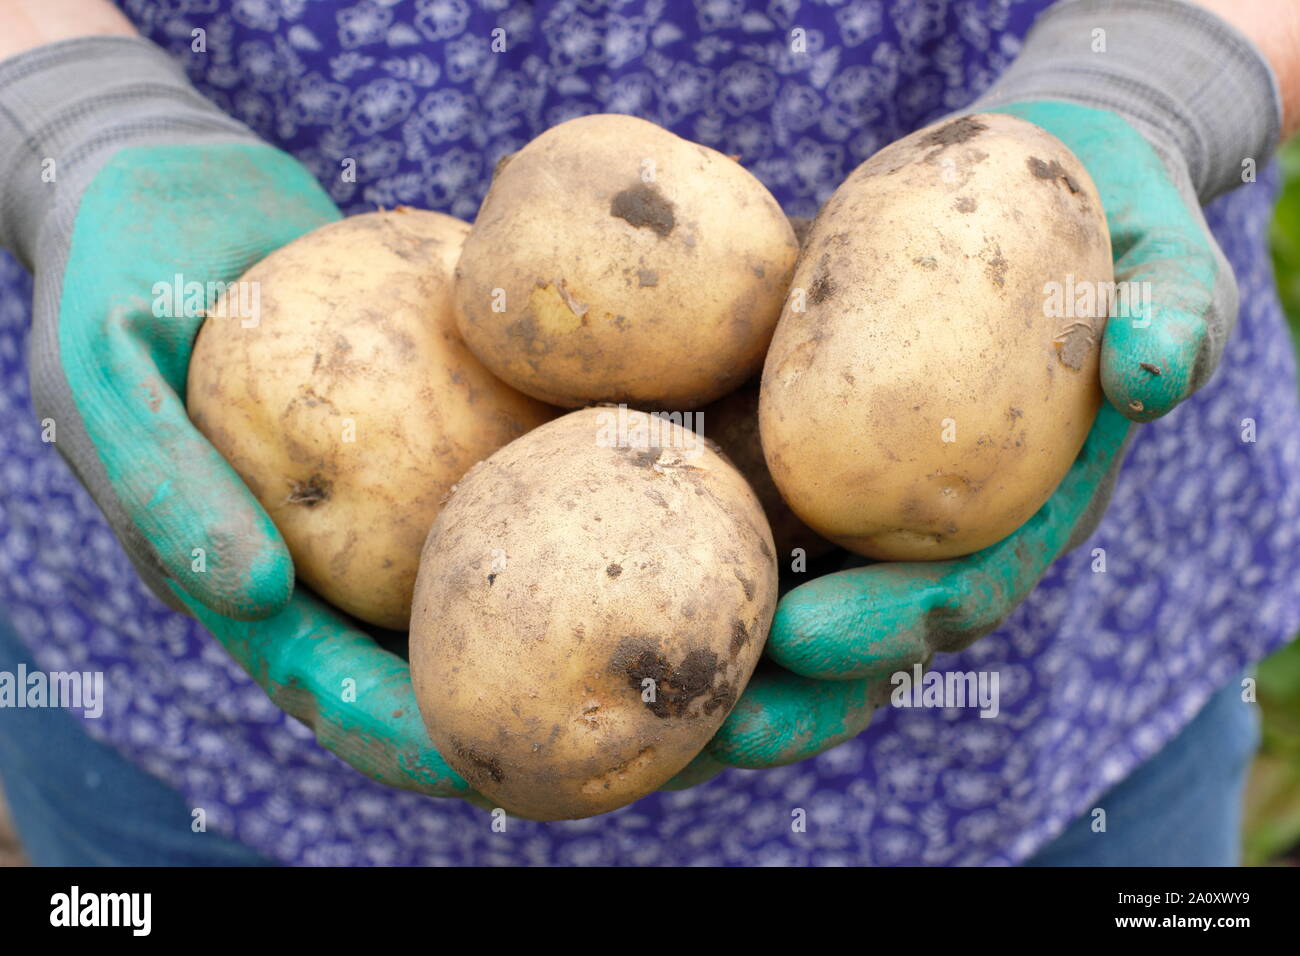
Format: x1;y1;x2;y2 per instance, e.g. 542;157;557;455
1;0;1298;865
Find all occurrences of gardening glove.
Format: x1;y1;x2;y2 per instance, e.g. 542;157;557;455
0;36;472;798
676;0;1282;777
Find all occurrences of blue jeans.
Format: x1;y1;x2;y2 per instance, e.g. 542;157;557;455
0;611;274;866
1025;667;1258;866
0;610;1258;866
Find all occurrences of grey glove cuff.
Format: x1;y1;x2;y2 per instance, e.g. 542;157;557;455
972;0;1282;203
0;35;255;269
0;36;260;617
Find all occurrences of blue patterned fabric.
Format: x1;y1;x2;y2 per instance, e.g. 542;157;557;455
1;0;1297;866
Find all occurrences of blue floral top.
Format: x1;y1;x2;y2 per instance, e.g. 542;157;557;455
1;0;1298;865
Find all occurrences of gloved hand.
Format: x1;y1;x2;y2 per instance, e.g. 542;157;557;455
674;0;1282;778
0;36;472;798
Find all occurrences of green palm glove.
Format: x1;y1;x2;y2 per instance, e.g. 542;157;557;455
85;145;471;797
0;36;472;798
675;0;1281;778
54;142;334;619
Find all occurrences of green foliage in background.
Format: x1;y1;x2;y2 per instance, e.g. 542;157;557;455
1246;139;1300;866
1269;142;1300;355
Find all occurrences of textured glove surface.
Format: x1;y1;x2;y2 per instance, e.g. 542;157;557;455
681;0;1280;776
1;38;474;798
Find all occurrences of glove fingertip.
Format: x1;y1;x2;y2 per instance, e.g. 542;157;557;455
1101;350;1190;423
167;515;296;621
221;543;296;620
1101;295;1210;422
768;569;936;681
766;589;841;677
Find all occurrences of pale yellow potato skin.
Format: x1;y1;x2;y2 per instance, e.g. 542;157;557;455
453;113;799;410
187;209;556;629
760;113;1114;560
409;407;777;820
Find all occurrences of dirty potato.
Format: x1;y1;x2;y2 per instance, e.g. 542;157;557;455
453;113;799;410
760;113;1113;560
701;382;835;565
409;406;777;820
187;209;556;629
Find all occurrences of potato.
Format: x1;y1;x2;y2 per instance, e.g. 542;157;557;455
453;113;799;410
187;209;556;629
760;113;1113;560
409;406;777;819
701;382;835;564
